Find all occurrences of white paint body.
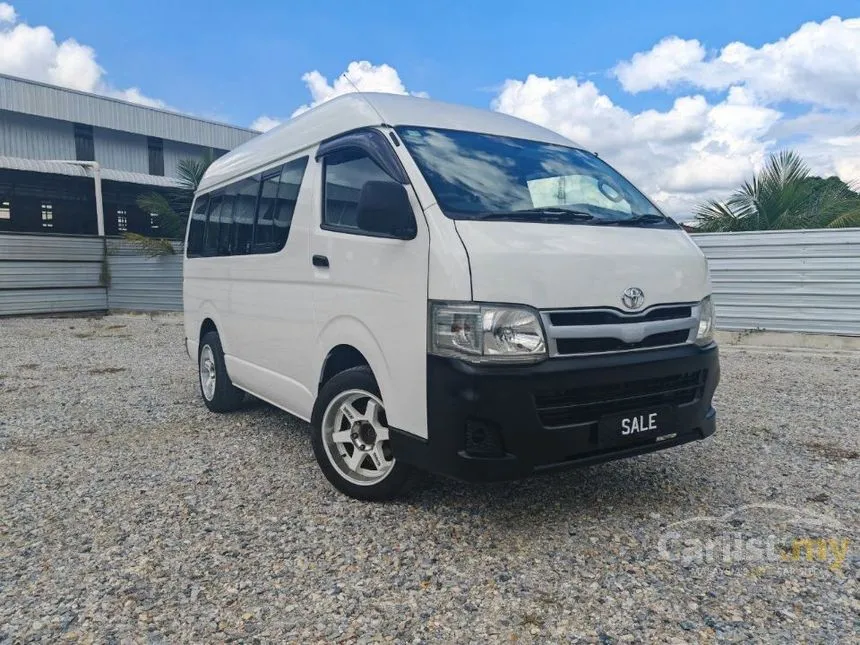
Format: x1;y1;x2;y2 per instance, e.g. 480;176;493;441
184;93;710;439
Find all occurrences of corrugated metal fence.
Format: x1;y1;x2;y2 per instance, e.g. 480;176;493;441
0;233;182;315
0;233;108;315
692;228;860;335
107;240;183;312
2;229;860;335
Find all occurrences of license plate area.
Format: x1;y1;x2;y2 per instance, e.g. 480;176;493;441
599;406;674;445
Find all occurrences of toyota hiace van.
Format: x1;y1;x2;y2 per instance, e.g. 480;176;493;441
184;93;719;500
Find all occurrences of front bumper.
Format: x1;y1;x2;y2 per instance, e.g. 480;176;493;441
389;343;719;482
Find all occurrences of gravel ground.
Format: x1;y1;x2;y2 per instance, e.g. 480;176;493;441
0;314;857;643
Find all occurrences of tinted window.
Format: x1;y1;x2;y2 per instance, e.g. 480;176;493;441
397;127;671;227
203;194;222;255
254;171;280;251
187;195;208;257
272;158;308;249
216;193;235;255
324;149;396;232
253;156;308;253
232;177;259;255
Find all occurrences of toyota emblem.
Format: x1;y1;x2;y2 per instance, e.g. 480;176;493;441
621;287;645;310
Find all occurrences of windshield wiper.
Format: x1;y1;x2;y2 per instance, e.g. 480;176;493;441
477;207;595;222
592;212;668;226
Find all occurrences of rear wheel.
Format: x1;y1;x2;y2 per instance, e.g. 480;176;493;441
311;366;413;500
198;331;245;412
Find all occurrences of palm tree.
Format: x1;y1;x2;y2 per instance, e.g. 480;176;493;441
127;153;214;255
694;150;860;232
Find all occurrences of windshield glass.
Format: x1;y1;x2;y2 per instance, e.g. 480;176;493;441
397;126;670;225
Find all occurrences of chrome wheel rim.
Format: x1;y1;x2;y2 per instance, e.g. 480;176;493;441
199;345;216;401
321;389;394;486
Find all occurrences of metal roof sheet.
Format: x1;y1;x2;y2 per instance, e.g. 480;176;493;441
0;156;183;188
0;73;258;150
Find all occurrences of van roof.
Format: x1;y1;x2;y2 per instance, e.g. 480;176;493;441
198;92;579;192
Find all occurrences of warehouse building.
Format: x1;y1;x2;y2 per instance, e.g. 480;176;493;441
0;73;258;237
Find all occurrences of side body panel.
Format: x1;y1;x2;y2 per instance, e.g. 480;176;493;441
183;151;319;421
309;172;432;438
220;157;318;421
387;138;472;303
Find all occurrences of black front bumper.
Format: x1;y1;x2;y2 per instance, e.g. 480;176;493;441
390;343;719;482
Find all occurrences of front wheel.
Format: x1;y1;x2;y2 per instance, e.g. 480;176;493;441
311;366;413;501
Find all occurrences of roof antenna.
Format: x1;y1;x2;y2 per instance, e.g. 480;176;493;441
340;72;388;125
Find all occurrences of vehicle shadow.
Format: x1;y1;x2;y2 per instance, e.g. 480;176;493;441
244;397;715;529
404;455;708;526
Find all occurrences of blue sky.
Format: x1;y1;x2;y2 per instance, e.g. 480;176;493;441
2;1;859;216
15;0;859;124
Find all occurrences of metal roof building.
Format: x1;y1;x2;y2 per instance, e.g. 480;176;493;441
0;73;258;236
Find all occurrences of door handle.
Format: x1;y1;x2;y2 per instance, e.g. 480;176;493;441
312;254;329;268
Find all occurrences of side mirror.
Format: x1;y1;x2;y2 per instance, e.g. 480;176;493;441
356;181;417;239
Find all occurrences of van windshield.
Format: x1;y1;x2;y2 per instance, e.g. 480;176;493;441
396;127;673;226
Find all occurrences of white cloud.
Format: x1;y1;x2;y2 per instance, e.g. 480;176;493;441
293;60;420;116
109;87;167;109
256;52;857;218
492;17;860;218
251;60;425;131
613;16;860;108
0;3;16;23
489;71;859;218
249;115;282;133
0;3;166;107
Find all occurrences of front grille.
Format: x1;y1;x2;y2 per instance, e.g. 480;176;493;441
541;303;700;358
555;329;690;356
534;370;705;428
549;306;692;327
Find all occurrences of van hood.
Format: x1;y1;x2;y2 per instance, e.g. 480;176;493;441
454;221;709;310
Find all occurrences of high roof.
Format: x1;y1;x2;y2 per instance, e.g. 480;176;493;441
0;73;257;151
198;93;579;192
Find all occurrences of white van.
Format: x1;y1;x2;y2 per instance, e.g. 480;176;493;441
184;93;719;500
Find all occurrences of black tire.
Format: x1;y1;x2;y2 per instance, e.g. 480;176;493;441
311;366;414;501
198;331;245;413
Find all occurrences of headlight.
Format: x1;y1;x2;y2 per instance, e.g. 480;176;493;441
429;302;547;363
696;296;715;345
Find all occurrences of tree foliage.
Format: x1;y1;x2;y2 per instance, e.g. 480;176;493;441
694;151;860;232
127;153;214;253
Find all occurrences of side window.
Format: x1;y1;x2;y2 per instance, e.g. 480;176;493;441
232;177;260;255
216;192;236;255
253;156;308;254
202;194;223;256
272;157;308;250
187;195;208;257
253;169;281;251
323;149;396;232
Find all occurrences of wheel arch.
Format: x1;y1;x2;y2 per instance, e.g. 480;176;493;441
199;317;218;344
320;344;370;389
314;316;394;421
193;303;229;355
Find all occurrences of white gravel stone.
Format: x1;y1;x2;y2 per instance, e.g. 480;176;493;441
0;314;857;642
